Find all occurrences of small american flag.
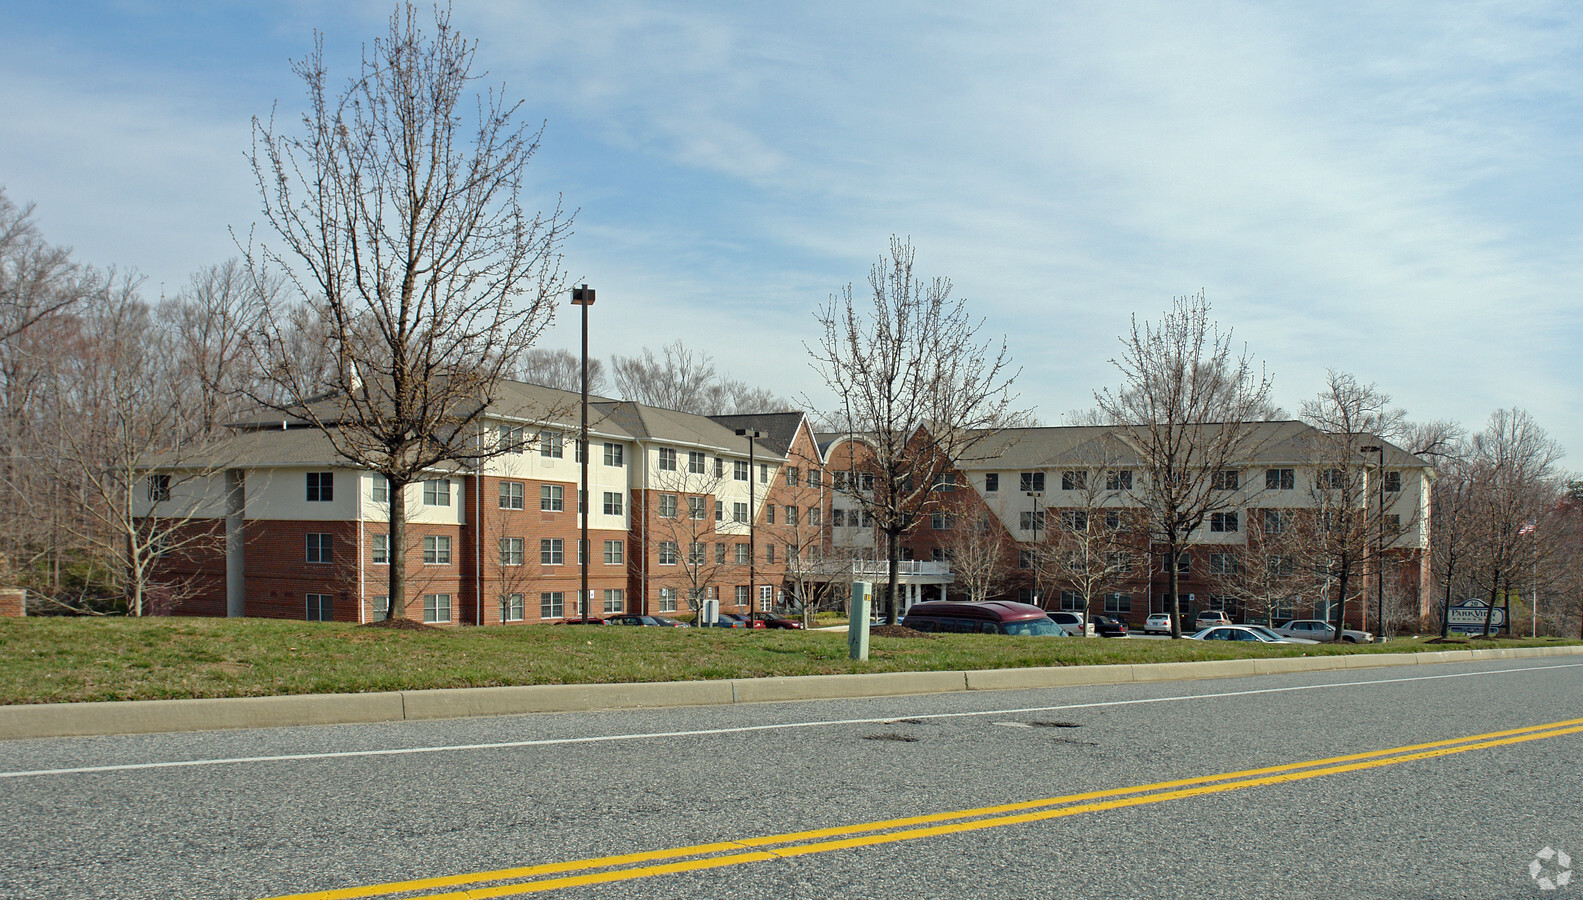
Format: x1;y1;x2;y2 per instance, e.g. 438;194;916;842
1518;519;1538;536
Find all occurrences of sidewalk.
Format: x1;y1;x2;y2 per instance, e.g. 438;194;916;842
3;645;1579;742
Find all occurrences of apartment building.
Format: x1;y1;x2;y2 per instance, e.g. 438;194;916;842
145;382;1433;631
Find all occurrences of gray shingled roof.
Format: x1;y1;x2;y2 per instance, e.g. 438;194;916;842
709;412;805;456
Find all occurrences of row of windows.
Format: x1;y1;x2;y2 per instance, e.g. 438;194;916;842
983;467;1401;495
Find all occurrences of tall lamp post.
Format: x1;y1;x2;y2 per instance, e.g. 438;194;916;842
1360;444;1385;638
572;285;595;623
736;428;764;621
1027;489;1043;608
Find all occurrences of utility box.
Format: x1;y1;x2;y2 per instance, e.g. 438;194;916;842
700;598;720;626
849;581;871;661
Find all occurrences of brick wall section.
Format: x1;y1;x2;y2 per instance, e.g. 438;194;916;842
0;588;24;617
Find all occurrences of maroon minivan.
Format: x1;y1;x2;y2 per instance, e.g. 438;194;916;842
901;601;1068;636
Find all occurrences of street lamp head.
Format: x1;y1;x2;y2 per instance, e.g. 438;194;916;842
735;428;764;439
570;284;595;306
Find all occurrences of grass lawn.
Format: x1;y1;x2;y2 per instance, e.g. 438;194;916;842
0;617;1574;706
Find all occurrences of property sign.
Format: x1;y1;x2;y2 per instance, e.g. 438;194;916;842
1447;598;1506;631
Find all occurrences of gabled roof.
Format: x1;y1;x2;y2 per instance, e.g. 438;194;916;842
710;412;806;457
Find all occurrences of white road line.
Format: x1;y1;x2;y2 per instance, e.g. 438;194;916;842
4;661;1580;780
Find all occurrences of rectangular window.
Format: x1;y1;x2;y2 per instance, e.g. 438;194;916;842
932;472;956;492
832;508;845;528
759;585;773;610
658;494;678;518
306;533;333;564
689;496;706;520
1104;593;1132;614
716;542;727;563
423;479;451;507
784;505;798;526
1164;552;1190;574
424;535;452;565
1383;471;1402;493
498;424;526;452
735;585;750;604
1263;509;1289;534
1384;513;1402;531
760;463;770;484
148;474;171;502
984;473;999;493
372;534;389;565
1211;469;1239;491
540;484;564;511
539;430;563;458
1019;510;1046;531
715;457;725;478
306;471;333;502
540;538;564;565
306;593;333;621
734;460;749;481
578;540;587;566
540;591;564;618
1209;512;1239;533
1018;549;1034;569
658;447;677;471
689;451;706;474
1061;470;1086;491
657;541;678;565
1209;553;1238;575
372;474;389;502
658;587;678;613
689;542;706;565
1318;468;1345;490
499;481;524;510
423;593;451;624
808;469;822;488
1063;510;1088;531
715;498;724;522
575;440;586;463
931;512;954;530
603;540;624;565
1104;510;1122;530
1266;468;1295;490
499;537;524;566
785;467;800;487
735;544;751;564
765;544;775;564
1019;471;1045;493
501;593;524;622
603;589;624;614
1268;555;1295;578
1106;470;1133;490
602;491;624;516
807;507;821;526
733;502;749;523
603;443;624;467
371;595;389;618
1106;550;1133;573
1059;591;1085;612
766;505;775;524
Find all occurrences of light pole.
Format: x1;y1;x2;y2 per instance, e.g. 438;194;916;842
572;284;595;623
1360;444;1385;638
736;428;764;621
1027;489;1043;608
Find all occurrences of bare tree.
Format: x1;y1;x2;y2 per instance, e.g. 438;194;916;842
810;236;1021;623
159;259;276;437
246;4;571;620
610;341;785;415
646;459;734;618
942;507;1013;603
516;346;607;394
1466;409;1564;637
1291;371;1415;639
1095;292;1274;637
0;187;92;343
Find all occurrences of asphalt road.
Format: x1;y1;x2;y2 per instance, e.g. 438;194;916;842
3;657;1581;900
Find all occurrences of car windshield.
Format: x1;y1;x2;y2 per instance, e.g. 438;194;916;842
1003;619;1065;636
1245;626;1285;640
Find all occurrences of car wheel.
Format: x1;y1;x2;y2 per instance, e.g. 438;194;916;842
1343;636;1357;643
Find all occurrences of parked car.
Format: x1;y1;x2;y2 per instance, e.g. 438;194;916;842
745;611;805;629
1194;610;1233;627
1240;624;1317;644
1090;615;1129;638
1143;613;1172;634
1186;625;1312;644
606;615;689;627
1046;611;1093;636
903;601;1069;636
707;612;765;629
557;617;607;625
1274;619;1374;643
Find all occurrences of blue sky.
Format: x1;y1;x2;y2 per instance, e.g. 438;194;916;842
2;1;1580;465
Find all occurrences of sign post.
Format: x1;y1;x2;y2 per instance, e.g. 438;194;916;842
849;581;871;661
1446;598;1506;635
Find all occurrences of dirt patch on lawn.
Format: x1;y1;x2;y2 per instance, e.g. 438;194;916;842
869;624;931;639
359;618;446;632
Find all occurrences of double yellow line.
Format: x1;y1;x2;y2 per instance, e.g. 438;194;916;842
264;716;1583;900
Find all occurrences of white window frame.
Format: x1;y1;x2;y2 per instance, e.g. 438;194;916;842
423;535;452;565
423;593;452;624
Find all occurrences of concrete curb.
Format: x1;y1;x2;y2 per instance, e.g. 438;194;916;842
4;645;1581;741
